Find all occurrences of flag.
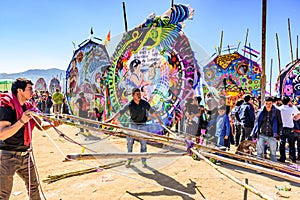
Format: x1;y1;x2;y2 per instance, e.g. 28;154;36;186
104;31;111;47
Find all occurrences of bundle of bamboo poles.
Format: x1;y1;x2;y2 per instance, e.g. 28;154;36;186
37;113;300;183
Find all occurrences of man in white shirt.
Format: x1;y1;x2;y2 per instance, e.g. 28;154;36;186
277;96;299;163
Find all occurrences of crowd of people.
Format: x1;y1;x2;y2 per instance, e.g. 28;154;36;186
188;93;300;164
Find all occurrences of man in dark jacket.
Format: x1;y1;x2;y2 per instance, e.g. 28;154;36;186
251;96;282;162
237;94;255;142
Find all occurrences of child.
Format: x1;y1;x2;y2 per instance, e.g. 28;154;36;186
293;111;300;160
215;105;230;148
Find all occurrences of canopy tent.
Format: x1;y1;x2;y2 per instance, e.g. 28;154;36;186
0;79;14;92
275;59;300;100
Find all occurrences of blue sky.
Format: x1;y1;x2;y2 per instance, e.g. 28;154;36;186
0;0;299;91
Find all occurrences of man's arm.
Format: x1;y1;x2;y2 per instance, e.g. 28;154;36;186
0;110;32;141
105;112;121;123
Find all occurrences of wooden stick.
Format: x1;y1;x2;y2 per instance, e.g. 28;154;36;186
297;35;299;60
243;28;249;57
65;152;186;161
276;33;281;72
260;0;267;105
269;58;273;94
199;150;300;184
191;149;275;200
288;18;294;63
122;2;128;32
219;30;223;55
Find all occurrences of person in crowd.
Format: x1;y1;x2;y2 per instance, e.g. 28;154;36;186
277;96;299;163
75;92;90;135
237;94;255;142
185;98;201;136
52;88;64;115
293;109;300;160
106;88;163;167
43;91;53;114
62;97;70;115
251;96;282;162
0;78;60;199
230;99;244;146
215;105;230;148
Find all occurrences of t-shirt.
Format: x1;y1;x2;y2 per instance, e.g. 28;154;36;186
52;92;64;104
119;99;154;124
0;106;29;151
260;110;273;136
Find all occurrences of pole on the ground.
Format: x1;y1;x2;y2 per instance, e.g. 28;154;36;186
243;178;248;200
122;2;128;32
260;0;267;105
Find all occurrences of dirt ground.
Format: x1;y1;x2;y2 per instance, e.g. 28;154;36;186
9;124;300;200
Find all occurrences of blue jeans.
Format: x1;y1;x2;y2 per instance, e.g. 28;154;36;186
257;134;277;162
128;124;148;162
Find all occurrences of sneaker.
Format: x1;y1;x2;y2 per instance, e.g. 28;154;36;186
142;161;147;168
125;160;131;168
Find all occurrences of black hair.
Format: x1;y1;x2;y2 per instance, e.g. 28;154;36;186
129;59;141;73
236;99;244;107
11;78;33;96
265;96;273;102
282;96;291;105
132;87;140;94
243;94;251;102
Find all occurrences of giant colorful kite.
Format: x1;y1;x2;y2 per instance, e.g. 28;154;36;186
202;52;261;107
66;39;110;115
106;4;196;127
276;59;300;99
49;77;61;94
35;77;47;91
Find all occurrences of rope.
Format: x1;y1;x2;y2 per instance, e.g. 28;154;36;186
30;114;197;199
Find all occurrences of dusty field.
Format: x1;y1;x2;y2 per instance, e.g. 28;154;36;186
9;124;300;200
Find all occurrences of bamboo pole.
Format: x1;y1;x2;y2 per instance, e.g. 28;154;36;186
297;35;299;60
276;33;281;72
191;149;278;200
65;152;186;161
122;2;128;32
219;30;223;55
39;114;300;178
243;28;249;56
195;150;300;184
288;18;294;63
260;0;267;105
269;58;273;95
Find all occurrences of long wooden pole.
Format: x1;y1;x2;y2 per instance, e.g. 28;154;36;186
243;28;249;56
122;2;128;32
288;18;294;63
65;152;186;161
219;30;223;55
269;58;273;95
276;33;281;72
297;35;299;60
260;0;267;105
192;150;275;200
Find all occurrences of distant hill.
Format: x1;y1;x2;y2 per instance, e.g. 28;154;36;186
0;68;65;87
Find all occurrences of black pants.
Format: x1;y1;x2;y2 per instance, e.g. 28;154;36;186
279;127;296;162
